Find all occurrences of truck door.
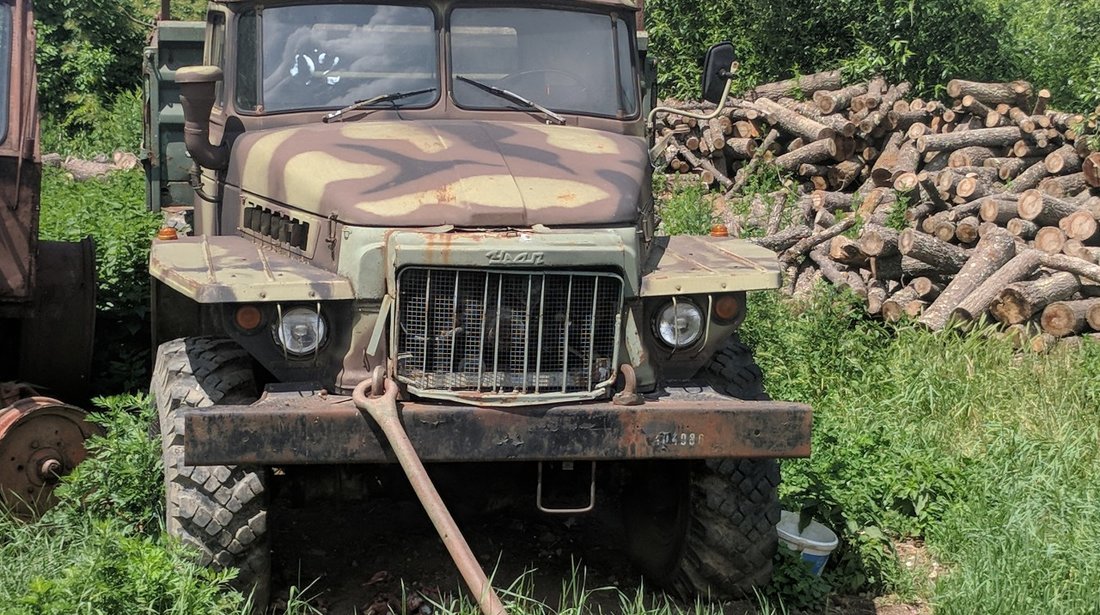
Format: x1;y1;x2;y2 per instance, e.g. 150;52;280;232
0;0;39;308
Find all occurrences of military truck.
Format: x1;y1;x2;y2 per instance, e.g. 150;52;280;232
143;0;812;609
0;0;99;519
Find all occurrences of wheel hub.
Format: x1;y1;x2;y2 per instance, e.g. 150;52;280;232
0;397;100;519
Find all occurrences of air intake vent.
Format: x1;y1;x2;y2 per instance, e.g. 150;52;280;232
242;205;309;251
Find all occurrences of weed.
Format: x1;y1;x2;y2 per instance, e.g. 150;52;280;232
38;167;160;392
51;394;163;535
655;180;714;236
885;192;911;231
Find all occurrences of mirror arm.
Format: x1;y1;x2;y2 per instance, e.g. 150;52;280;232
646;61;737;133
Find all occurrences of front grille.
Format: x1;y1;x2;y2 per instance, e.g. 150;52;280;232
395;267;623;404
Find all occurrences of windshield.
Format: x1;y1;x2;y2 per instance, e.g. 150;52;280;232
237;3;639;119
451;8;638;119
239;3;438;112
0;1;10;144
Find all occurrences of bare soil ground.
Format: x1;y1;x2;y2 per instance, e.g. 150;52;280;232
267;491;925;615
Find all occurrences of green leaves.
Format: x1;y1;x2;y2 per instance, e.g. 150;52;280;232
648;0;1100;112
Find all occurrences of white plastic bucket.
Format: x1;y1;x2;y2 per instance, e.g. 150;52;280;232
776;510;839;576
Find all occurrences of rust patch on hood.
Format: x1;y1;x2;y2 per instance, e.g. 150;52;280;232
226;120;648;227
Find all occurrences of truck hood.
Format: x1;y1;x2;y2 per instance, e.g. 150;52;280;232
226;120;649;227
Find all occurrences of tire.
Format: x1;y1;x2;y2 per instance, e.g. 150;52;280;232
624;334;781;599
152;337;271;608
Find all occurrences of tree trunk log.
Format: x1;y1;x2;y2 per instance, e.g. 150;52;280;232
754;98;836;142
1009;161;1051;194
882;287;919;322
1041;299;1100;337
1058;210;1098;243
1006;218;1039;239
916;127;1023;153
899;228;971;273
814;83;868;114
990;271;1080;325
996;157;1041;180
749;70;843;100
1040;253;1100;283
1084;152;1100;188
829;235;868;267
858;224;900;257
912;276;943;300
1035;226;1068;254
1044;144;1083;175
919;231;1016;329
1088;301;1100;332
751;224;812;252
1039;173;1088;199
773;138;836;171
955;216;982;244
947;80;1031;105
948;146;998;169
980;197;1020;224
782;218;857;265
1017;189;1081;226
951;249;1042;321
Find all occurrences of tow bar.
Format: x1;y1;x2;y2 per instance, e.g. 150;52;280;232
352;373;508;615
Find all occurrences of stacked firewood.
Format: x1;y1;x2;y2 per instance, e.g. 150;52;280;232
655;73;1100;342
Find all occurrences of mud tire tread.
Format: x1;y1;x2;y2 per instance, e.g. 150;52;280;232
152;337;270;606
636;334;781;599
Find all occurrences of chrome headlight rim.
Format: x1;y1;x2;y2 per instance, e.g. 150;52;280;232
273;306;328;356
654;299;704;348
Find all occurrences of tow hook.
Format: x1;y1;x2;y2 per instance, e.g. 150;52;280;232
612;364;644;406
352;369;508;615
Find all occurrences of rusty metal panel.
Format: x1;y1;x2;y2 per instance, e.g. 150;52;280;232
641;235;782;296
149;235;355;302
183;392;811;465
0;0;38;307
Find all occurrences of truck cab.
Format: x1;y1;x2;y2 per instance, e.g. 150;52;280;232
144;1;811;608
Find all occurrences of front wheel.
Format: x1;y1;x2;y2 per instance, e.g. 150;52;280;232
152;337;271;608
624;335;780;598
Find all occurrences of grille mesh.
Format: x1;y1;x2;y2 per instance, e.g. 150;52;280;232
396;268;622;399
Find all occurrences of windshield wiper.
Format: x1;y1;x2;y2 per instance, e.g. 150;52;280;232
322;87;437;123
455;75;566;125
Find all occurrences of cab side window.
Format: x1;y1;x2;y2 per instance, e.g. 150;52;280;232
206;11;227;106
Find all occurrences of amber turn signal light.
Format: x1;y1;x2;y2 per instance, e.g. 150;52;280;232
710;224;729;237
713;294;741;322
234;305;263;331
156;227;179;241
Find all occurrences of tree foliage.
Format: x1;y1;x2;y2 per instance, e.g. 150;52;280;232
647;0;1100;112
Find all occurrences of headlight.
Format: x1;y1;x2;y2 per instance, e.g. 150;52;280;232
274;307;327;355
655;301;703;348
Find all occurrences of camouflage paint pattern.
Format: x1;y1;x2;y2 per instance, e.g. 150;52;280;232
226;121;649;228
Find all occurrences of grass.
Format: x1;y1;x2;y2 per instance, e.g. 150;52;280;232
4;281;1099;613
742;286;1100;613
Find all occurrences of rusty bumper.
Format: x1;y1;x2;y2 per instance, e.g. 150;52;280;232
183;389;812;466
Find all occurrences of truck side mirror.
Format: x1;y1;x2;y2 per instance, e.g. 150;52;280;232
700;42;735;104
176;65;229;170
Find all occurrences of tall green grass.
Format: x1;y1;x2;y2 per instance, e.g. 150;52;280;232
742;287;1100;612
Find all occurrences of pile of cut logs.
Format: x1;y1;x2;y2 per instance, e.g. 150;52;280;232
655;73;1100;343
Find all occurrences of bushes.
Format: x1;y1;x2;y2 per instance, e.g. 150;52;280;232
38;168;160;393
646;0;1100;112
34;0;207;153
0;396;249;615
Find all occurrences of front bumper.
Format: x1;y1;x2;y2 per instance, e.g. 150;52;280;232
183;387;812;466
